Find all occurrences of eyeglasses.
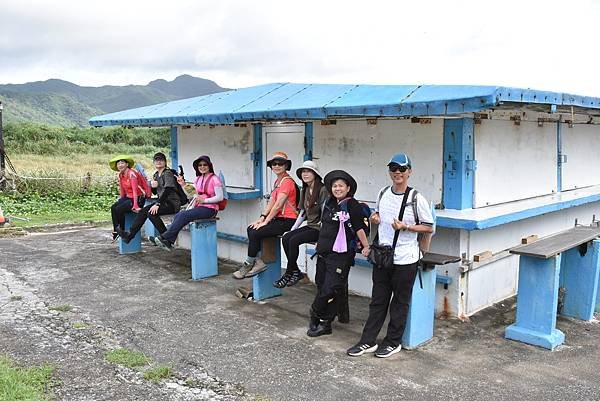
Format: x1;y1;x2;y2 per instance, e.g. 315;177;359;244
271;161;286;167
389;165;409;173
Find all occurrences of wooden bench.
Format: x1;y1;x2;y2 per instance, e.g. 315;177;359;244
505;225;600;350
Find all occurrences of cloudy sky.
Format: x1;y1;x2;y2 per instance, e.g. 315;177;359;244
1;0;600;95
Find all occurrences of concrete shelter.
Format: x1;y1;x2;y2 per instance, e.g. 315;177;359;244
90;83;600;318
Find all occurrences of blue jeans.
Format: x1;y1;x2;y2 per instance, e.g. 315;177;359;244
161;206;217;244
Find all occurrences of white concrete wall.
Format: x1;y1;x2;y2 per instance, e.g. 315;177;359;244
562;123;600;191
474;119;557;207
178;125;254;188
312;119;443;206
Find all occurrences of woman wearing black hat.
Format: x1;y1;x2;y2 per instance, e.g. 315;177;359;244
274;160;328;288
233;151;299;279
117;152;182;244
307;170;370;337
155;155;223;250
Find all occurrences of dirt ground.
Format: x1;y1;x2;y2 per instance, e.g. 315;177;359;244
1;225;600;401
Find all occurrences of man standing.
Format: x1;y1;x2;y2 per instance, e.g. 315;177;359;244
347;153;434;358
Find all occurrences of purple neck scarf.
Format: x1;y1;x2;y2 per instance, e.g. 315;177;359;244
332;210;350;253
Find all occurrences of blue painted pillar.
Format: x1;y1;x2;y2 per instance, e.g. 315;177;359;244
190;219;218;280
403;268;436;349
253;237;283;301
170;126;178;171
560;239;600;320
443;118;475;209
119;212;142;254
505;255;565;350
253;124;263;195
304;122;313;161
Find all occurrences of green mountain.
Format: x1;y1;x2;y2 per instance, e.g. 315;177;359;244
0;75;228;127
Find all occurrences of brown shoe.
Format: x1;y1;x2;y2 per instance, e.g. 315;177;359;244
232;262;253;279
244;258;267;277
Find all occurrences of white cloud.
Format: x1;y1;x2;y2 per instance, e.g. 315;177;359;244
1;0;600;95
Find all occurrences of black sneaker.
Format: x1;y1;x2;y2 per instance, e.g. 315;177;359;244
148;236;158;245
154;236;173;251
273;272;291;288
347;342;378;357
111;231;120;243
375;344;402;358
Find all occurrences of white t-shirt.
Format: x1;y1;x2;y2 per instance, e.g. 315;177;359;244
375;186;434;265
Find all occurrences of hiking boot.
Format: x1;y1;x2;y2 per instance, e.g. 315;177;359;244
116;228;131;244
273;272;291;288
375;344;402;358
347;342;378;357
244;258;267;277
286;270;305;287
154;236;173;251
307;320;332;337
232;262;253;279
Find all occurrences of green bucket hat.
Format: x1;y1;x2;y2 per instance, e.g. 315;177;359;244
109;154;135;171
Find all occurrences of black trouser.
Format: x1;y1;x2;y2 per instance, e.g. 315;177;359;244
246;218;295;258
282;226;319;273
310;253;353;322
111;196;146;231
128;200;180;237
359;262;418;348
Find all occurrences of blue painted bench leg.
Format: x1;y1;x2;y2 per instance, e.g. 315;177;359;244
505;255;565;350
119;212;142;254
559;239;600;321
190;220;218;280
403;268;436;349
253;237;282;301
144;219;159;239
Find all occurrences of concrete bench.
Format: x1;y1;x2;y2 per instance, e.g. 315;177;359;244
119;211;219;281
505;225;600;350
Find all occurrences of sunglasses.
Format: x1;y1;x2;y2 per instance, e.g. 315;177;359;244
270;161;286;167
389;165;409;173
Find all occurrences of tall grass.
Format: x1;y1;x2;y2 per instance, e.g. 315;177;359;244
4;122;170;156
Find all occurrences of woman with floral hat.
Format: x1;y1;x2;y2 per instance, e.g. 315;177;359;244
274;159;328;288
233;151;299;279
307;170;370;338
109;154;147;241
155;155;223;250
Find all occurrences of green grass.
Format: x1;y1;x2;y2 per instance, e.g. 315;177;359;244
48;305;72;312
72;322;88;330
143;365;172;384
9;296;23;301
105;349;151;369
0;356;55;401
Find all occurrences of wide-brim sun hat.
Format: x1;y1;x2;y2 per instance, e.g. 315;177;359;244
109;154;134;171
193;155;215;175
266;151;292;171
296;160;322;181
388;153;412;168
323;170;357;197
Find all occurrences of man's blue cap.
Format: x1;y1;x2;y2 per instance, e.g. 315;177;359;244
388;153;412;168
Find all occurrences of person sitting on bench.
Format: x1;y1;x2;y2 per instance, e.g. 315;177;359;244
155;155;223;250
347;153;433;358
307;170;370;337
232;151;298;279
116;152;181;244
274;160;328;288
109;154;147;241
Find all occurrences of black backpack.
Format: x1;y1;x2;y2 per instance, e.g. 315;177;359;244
154;168;189;206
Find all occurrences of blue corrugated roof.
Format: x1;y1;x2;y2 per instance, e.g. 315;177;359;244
89;83;600;127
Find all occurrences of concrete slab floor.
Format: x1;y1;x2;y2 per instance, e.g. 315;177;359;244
1;226;599;401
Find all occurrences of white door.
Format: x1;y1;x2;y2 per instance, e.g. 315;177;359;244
262;123;306;271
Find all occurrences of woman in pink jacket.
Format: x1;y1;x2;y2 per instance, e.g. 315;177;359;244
155;155;223;250
109;155;146;241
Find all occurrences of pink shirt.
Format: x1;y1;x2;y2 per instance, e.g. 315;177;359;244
119;169;142;209
194;173;223;211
